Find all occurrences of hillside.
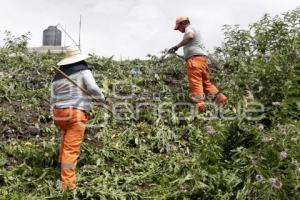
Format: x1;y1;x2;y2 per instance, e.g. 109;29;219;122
0;8;299;199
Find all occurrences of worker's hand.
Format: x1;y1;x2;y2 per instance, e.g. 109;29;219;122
96;96;112;105
94;101;106;108
93;97;105;106
168;45;179;54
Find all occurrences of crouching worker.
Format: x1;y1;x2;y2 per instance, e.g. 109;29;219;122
168;16;227;112
50;46;105;191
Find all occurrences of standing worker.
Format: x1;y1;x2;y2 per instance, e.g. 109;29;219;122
168;16;227;112
50;46;105;191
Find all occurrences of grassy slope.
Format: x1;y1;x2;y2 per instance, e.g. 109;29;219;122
0;51;299;200
1;8;300;199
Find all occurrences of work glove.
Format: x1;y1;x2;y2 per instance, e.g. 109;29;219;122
168;45;179;54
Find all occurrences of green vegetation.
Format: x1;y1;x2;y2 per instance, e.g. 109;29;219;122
0;8;299;199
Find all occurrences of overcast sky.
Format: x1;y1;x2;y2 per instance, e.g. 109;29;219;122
0;0;299;59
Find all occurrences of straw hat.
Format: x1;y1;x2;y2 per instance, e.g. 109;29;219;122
57;46;90;66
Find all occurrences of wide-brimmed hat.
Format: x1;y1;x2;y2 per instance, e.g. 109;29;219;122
57;46;90;66
174;16;189;30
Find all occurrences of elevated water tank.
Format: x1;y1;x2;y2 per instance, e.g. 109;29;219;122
43;26;62;46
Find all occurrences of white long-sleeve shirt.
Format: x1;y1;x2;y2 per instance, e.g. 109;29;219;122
50;69;105;111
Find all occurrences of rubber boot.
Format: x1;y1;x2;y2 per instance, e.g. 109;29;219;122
215;93;227;105
195;101;205;112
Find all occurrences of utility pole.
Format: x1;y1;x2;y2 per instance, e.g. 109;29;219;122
79;15;82;50
64;24;66;47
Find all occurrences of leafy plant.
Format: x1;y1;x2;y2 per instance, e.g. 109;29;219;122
0;7;300;199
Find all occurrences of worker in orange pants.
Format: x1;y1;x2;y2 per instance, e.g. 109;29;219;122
50;46;105;191
187;55;227;111
168;16;227;111
53;108;88;190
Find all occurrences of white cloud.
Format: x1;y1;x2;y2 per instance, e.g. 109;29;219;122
0;0;299;58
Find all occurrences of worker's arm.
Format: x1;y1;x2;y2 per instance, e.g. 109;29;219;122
176;32;194;48
168;31;194;53
82;70;105;102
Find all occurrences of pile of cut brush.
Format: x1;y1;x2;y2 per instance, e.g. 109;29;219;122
0;8;300;200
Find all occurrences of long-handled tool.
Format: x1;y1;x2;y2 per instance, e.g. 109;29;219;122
52;65;113;114
158;51;184;63
156;51;168;63
174;53;184;60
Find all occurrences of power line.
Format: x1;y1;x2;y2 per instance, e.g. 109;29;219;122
55;23;78;47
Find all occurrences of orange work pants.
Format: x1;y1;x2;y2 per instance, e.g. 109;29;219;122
186;56;219;110
53;108;88;190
